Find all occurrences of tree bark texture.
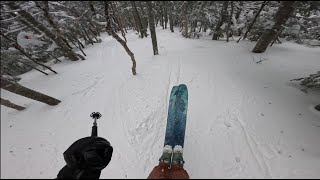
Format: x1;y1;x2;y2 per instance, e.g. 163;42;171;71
38;1;84;60
138;1;149;36
147;1;159;55
105;1;137;75
181;1;188;38
252;1;296;53
10;12;42;35
160;2;164;29
1;98;26;111
235;1;244;20
212;1;229;40
169;2;174;32
241;1;267;41
164;1;168;29
1;78;61;106
226;1;234;42
110;1;127;42
131;1;147;38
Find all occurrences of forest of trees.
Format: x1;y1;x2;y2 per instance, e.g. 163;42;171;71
1;1;319;110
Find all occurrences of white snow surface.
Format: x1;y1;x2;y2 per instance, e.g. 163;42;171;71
1;28;320;179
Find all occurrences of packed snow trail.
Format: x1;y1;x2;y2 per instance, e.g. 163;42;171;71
1;28;320;179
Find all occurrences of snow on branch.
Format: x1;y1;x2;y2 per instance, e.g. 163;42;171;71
92;19;107;26
70;9;90;28
3;26;27;35
291;71;320;89
0;15;21;22
48;2;65;7
49;11;76;19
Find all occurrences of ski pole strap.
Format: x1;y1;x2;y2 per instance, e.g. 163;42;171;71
91;125;98;137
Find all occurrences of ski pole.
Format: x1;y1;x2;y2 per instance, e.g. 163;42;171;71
90;112;102;137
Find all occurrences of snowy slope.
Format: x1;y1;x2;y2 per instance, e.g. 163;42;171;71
1;28;320;179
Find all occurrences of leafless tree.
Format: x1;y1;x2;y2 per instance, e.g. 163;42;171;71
237;1;267;42
1;78;61;105
1;98;26;111
212;1;229;40
253;1;296;53
104;1;137;75
147;1;159;55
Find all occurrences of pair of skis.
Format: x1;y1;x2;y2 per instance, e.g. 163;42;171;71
159;84;188;167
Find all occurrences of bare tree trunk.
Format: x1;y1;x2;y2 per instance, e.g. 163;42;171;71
235;1;244;36
110;1;127;42
131;1;146;38
181;1;189;38
146;1;159;55
204;22;207;32
159;2;164;29
45;51;62;62
89;1;97;16
70;7;99;44
226;1;234;42
105;1;137;75
1;98;26;111
7;2;81;61
169;2;174;32
240;1;267;42
88;26;99;42
235;1;243;20
191;21;197;33
37;1;84;60
164;1;168;29
14;44;58;74
9;12;42;35
110;31;137;75
253;1;296;53
131;14;140;34
1;78;61;106
80;24;94;45
121;15;128;33
15;58;49;75
138;1;149;37
114;1;128;34
212;1;229;40
270;26;284;47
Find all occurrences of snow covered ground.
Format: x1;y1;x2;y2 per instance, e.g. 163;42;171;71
1;28;320;179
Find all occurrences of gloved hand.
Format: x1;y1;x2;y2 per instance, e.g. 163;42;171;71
57;136;113;179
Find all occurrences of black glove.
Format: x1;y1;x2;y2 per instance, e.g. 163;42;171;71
57;136;113;179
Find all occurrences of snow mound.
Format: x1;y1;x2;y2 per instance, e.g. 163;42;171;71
17;31;46;49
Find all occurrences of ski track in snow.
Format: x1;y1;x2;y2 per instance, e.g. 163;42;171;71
1;28;320;179
204;67;272;178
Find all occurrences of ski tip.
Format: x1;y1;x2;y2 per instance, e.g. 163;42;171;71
170;86;179;98
171;86;179;93
178;84;187;89
176;84;188;97
172;86;179;90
